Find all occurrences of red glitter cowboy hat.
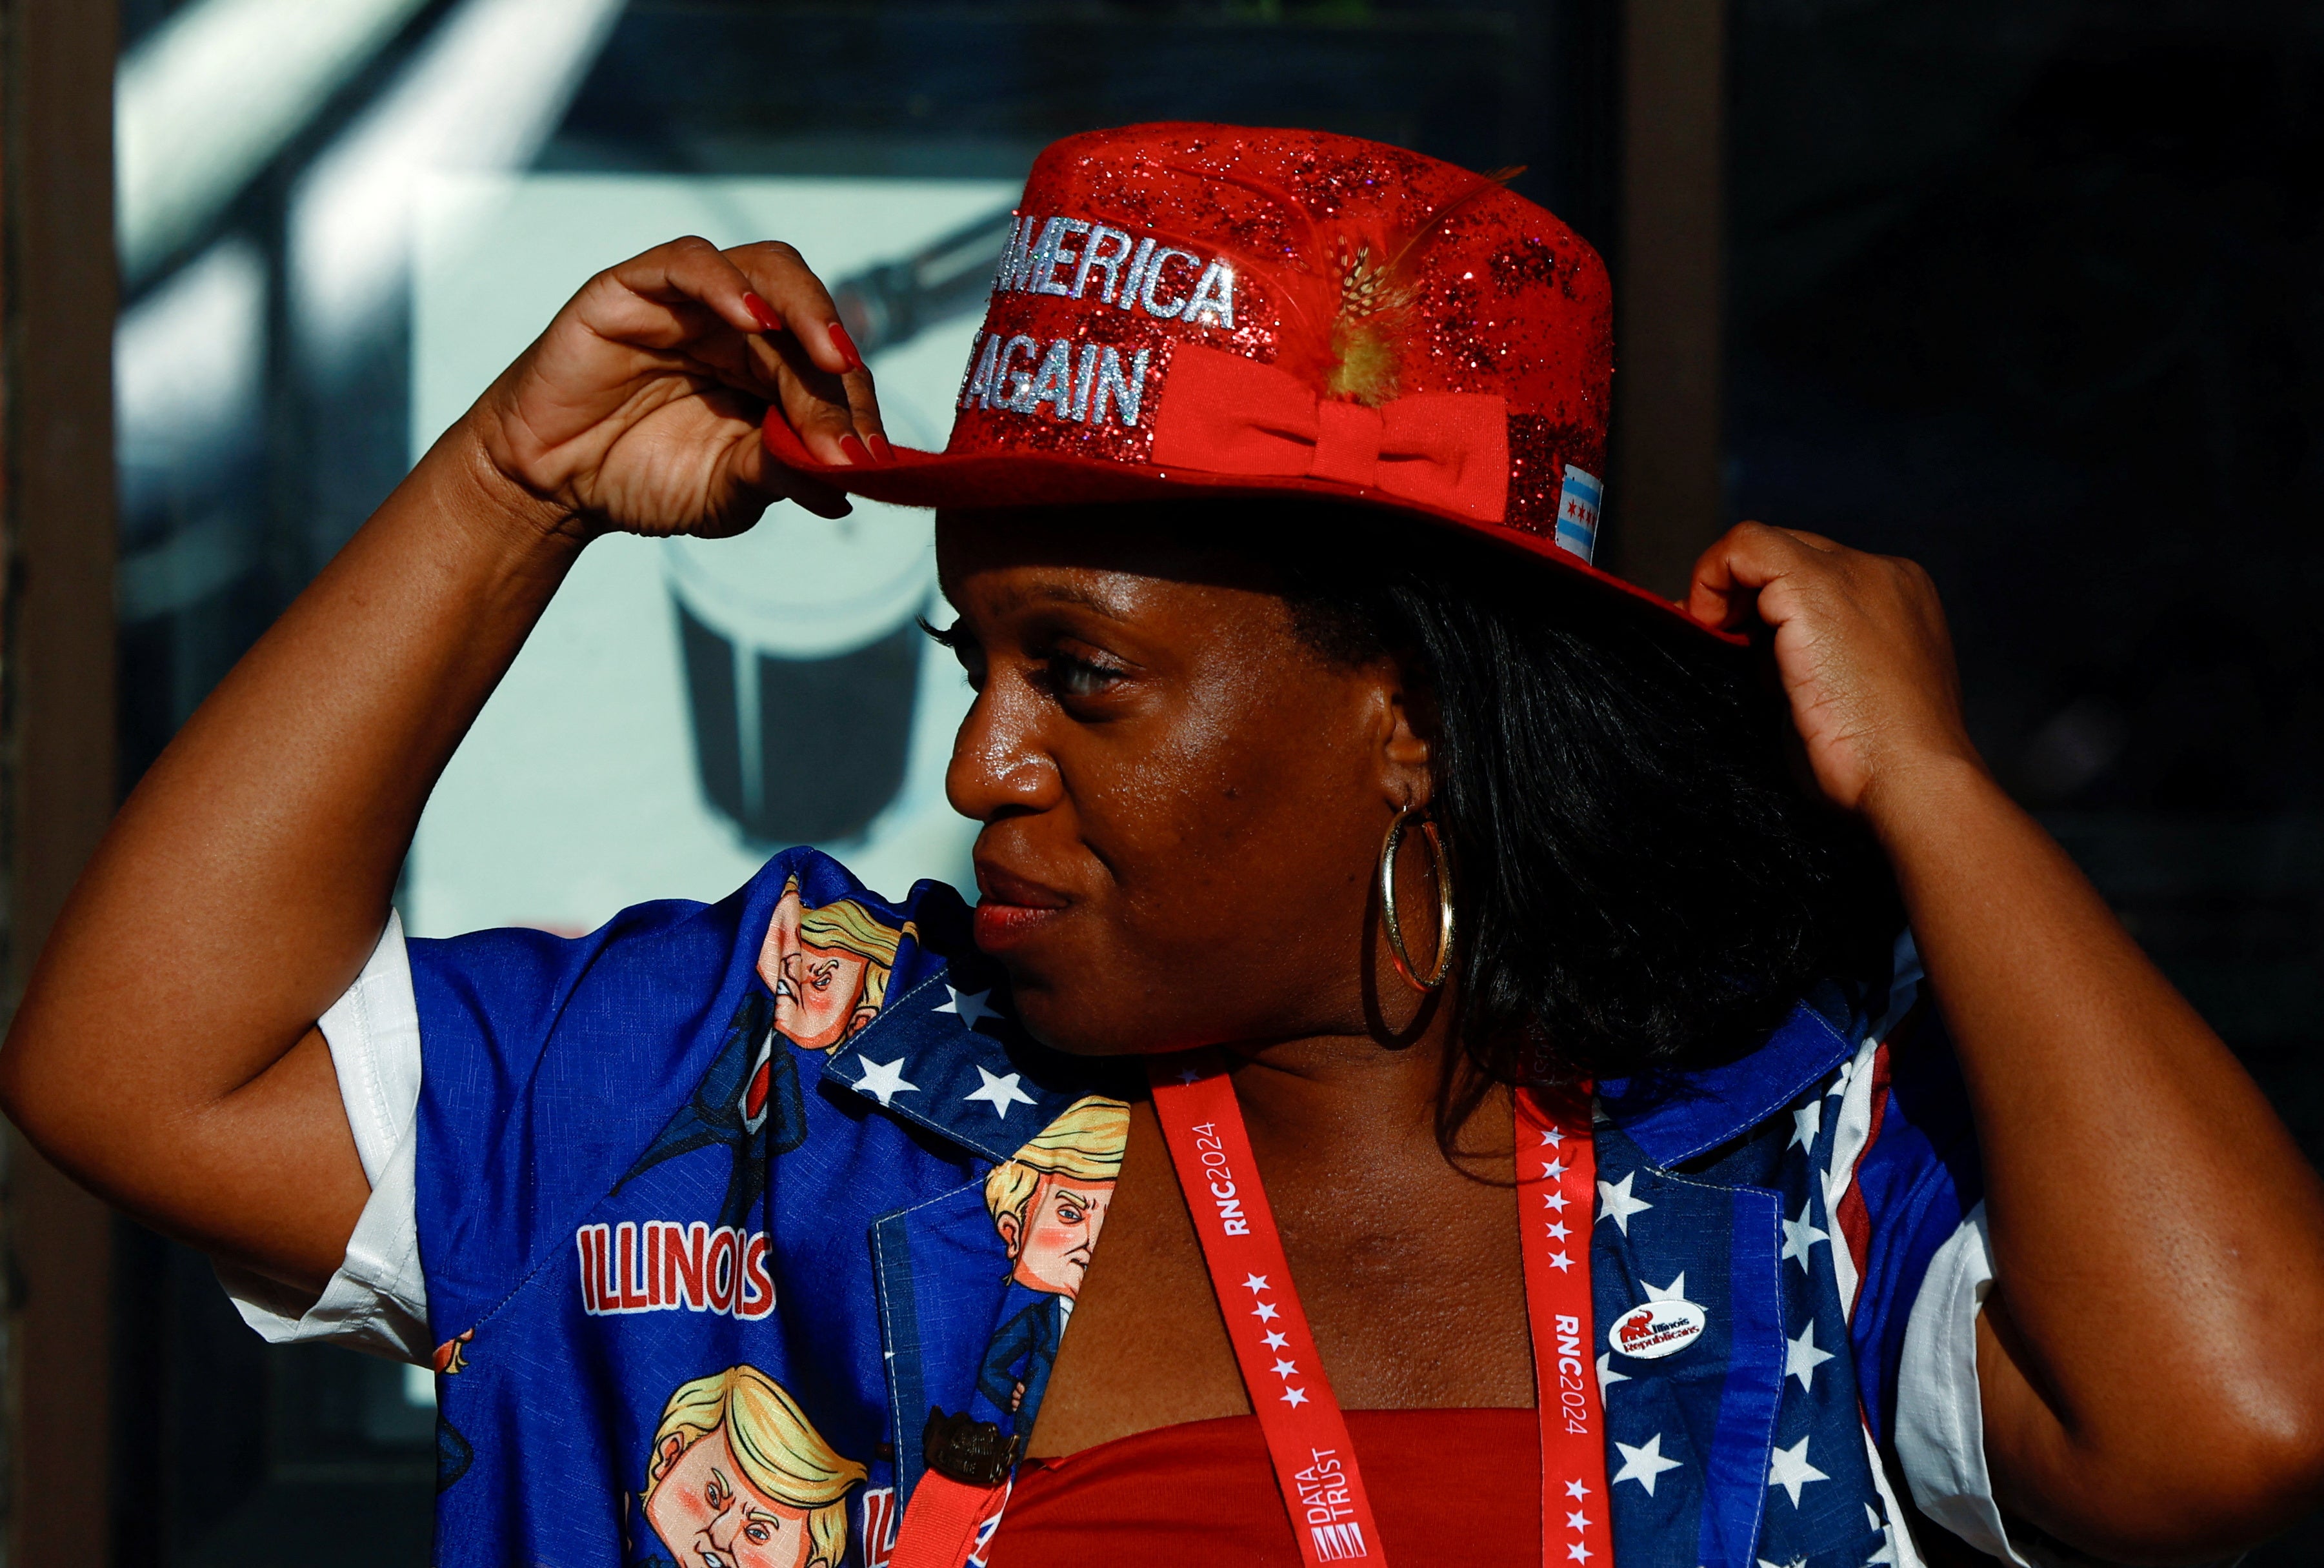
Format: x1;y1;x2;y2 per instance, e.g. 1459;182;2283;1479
762;121;1730;640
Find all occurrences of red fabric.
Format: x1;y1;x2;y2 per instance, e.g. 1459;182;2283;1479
1147;347;1510;521
981;1409;1540;1568
888;1469;1007;1568
759;412;1743;648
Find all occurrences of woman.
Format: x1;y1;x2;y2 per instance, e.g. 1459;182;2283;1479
6;123;2323;1568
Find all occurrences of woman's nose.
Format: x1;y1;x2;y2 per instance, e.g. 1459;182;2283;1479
945;683;1059;823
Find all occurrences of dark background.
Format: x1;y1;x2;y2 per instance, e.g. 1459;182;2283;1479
97;0;2324;1562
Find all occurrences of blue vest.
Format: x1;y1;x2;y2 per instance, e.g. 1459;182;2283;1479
413;847;1979;1567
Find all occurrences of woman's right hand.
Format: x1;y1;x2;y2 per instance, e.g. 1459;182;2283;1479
458;235;885;541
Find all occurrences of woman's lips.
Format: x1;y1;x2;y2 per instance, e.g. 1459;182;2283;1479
973;863;1069;950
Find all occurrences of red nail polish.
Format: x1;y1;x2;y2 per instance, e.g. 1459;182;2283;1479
837;434;872;467
743;292;781;332
827;321;864;372
867;433;895;464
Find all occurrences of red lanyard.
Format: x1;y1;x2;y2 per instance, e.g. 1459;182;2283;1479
890;1054;1614;1568
1151;1053;1614;1568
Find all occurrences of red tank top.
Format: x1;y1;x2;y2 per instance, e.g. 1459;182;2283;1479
981;1409;1540;1567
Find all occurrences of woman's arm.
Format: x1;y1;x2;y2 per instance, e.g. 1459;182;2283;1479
0;237;879;1296
1689;524;2324;1561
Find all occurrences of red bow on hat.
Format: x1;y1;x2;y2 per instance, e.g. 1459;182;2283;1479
1149;346;1510;522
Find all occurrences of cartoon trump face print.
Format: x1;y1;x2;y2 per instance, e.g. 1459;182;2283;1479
643;1366;866;1568
984;1096;1127;1299
755;877;912;1054
976;1098;1128;1425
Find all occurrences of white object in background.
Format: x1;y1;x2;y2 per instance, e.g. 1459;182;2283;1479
117;0;432;283
114;238;270;623
290;0;625;379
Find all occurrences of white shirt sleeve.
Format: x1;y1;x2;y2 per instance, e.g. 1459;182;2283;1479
1894;1202;2030;1563
212;912;431;1364
1893;1205;2188;1568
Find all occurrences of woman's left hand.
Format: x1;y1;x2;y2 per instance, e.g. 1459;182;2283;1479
1685;521;1981;816
1688;525;2324;1556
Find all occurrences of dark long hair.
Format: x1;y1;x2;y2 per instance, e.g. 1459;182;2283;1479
1250;503;1902;1139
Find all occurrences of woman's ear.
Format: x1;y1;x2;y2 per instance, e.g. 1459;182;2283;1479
1375;658;1438;810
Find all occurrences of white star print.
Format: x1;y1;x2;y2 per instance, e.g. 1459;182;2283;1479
1596;1354;1629;1397
1785;1322;1835;1392
962;1065;1035;1118
1789;1099;1823;1152
1598;1172;1652;1234
1544;1189;1570;1212
852;1056;919;1106
1781;1201;1831;1273
1541;1127;1566;1147
1643;1272;1688;1303
1766;1436;1830;1507
1567;1545;1592;1563
1547;1251;1575;1273
1758;1558;1808;1568
1281;1387;1308;1407
1253;1302;1279;1322
1864;1538;1896;1567
1564;1480;1590;1500
1828;1054;1859;1097
1612;1433;1682;1496
1243;1274;1271;1293
934;985;1003;1029
1263;1331;1288;1351
1546;1220;1570;1241
1565;1510;1588;1531
1541;1156;1568;1180
1272;1359;1298;1378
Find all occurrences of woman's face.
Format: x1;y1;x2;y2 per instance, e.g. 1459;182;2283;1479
936;508;1429;1056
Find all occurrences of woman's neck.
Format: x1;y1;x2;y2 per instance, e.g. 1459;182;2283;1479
1217;1007;1511;1181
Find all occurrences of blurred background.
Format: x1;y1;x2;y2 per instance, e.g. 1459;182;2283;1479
0;0;2314;1562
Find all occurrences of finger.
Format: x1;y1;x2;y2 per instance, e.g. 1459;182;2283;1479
841;362;891;463
755;332;874;466
728;427;855;520
1685;522;1811;628
721;241;892;465
706;390;855;518
722;240;861;382
605;235;789;347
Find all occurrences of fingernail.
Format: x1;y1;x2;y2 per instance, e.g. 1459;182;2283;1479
867;433;895;465
827;321;863;372
837;434;872;467
743;292;781;332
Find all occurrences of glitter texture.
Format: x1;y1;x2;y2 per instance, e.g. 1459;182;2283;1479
793;121;1635;604
933;123;1612;536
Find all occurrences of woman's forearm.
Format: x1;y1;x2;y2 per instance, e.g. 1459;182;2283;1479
0;420;584;1271
1866;754;2324;1551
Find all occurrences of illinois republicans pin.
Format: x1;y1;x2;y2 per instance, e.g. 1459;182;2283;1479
1609;1299;1707;1361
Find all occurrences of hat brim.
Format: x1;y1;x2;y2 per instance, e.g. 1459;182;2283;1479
763;414;1745;647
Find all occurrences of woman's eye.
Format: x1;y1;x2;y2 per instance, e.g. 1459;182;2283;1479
1048;652;1121;699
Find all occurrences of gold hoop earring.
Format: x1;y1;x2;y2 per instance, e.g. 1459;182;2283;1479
1377;805;1456;992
